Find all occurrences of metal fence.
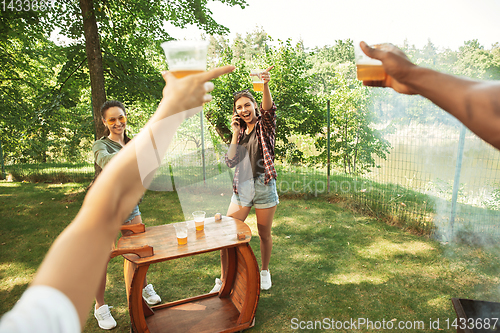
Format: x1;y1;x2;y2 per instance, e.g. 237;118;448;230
4;95;500;240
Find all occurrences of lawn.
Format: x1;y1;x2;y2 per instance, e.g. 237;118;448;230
1;180;500;332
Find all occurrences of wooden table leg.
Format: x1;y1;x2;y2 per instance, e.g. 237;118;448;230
212;244;260;329
124;260;153;333
236;243;260;326
219;248;235;298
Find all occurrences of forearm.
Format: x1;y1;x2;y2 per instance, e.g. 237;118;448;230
31;98;188;326
262;82;273;111
227;132;239;160
406;67;500;148
28;66;234;328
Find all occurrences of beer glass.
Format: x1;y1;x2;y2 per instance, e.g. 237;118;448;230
250;69;264;92
192;211;206;231
174;222;188;245
354;40;386;81
161;41;209;78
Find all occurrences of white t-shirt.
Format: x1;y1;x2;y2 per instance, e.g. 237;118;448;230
0;285;80;333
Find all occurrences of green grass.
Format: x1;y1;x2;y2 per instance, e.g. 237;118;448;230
6;162;94;183
1;180;500;332
6;161;500;240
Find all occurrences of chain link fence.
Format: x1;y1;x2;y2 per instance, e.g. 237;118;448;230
4;95;500;240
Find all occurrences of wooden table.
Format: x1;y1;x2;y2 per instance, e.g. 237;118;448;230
117;216;260;333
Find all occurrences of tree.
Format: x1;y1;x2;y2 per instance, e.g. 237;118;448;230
454;39;500;80
205;38;323;162
306;40;391;174
79;0;106;140
231;27;269;60
204;46;249;143
52;0;248;140
266;40;323;160
0;10;76;163
308;39;355;95
313;65;391;174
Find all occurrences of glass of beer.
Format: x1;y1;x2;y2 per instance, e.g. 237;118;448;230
160;41;209;78
354;40;386;81
250;69;264;92
174;222;188;245
192;211;206;231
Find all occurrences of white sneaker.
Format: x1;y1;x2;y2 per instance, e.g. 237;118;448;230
142;284;161;305
94;304;117;330
210;278;222;293
260;270;272;290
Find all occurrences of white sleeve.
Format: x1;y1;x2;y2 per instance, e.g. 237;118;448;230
0;285;80;333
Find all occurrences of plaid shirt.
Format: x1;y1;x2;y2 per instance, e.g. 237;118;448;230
225;103;277;195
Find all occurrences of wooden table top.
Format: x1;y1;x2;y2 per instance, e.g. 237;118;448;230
117;216;251;265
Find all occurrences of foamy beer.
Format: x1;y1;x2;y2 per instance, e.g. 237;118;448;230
171;70;205;78
192;211;206;231
251;69;264;92
354;41;386;81
174;222;188;245
160;41;208;78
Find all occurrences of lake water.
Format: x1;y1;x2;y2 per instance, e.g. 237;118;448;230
367;126;500;238
370;133;500;195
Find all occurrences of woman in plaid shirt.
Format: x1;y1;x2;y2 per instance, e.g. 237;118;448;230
212;66;278;291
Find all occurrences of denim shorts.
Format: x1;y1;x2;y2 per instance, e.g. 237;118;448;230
124;205;141;224
231;173;279;209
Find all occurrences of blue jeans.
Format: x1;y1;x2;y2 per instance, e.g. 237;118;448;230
124;205;141;224
231;174;279;209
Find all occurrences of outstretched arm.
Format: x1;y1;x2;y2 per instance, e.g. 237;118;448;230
360;42;500;149
261;65;274;111
30;65;235;327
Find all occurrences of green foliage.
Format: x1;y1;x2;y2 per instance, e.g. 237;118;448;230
204;46;250;143
3;7;499;171
205;37;325;166
315;65;391;174
306;40;390;174
0;10;90;163
267;40;324;158
232;27;269;60
373;39;500;127
1;0;251;163
453;39;500;79
308;39;355;94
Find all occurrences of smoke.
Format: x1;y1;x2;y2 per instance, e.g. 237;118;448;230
368;85;500;244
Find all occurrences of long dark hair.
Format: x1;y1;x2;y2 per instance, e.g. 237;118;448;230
233;90;261;128
101;100;131;144
90;100;132;187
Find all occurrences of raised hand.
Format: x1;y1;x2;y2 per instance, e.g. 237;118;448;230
231;113;241;133
359;42;417;95
262;65;274;84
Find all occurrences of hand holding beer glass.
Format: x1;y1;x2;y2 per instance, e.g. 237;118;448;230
250;66;273;92
354;40;387;81
161;40;209;78
250;69;265;92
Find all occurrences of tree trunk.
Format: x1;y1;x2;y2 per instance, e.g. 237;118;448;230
352;133;359;174
205;113;231;144
0;139;5;180
79;0;106;141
